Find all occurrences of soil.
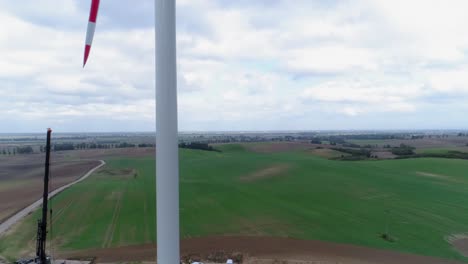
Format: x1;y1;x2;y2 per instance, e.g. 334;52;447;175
447;234;468;257
65;148;154;160
370;151;396;159
0;156;101;223
0;148;153;223
452;238;468;257
57;236;463;264
361;137;468;150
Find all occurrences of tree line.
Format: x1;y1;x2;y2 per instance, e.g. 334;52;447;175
179;142;219;152
0;142;156;155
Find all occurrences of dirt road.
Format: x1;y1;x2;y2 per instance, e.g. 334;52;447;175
0;160;105;236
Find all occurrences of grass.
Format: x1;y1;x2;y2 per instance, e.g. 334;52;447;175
3;145;468;261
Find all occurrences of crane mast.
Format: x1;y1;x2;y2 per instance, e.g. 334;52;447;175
36;128;52;264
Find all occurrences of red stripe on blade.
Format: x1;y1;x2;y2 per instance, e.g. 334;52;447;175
88;0;100;23
83;45;91;67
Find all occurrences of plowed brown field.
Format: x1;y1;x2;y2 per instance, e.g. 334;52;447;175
0;154;101;223
58;236;463;264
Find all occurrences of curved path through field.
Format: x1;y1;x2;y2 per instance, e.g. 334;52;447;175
0;160;105;236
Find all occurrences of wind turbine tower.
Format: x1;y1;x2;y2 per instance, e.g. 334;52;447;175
83;1;180;263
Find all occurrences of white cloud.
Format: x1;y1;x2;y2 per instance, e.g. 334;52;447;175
285;46;377;74
426;67;468;93
1;0;468;132
302;79;421;115
366;0;468;63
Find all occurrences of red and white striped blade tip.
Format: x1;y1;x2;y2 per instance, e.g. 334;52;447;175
83;45;91;67
83;0;100;67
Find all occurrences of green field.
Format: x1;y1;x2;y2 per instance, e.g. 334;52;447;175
3;144;468;261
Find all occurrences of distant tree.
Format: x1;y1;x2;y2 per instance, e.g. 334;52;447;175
116;142;136;148
310;139;322;144
343;143;361;148
76;142;87;149
179;142;218;152
39;145;44;152
331;147;371;159
1;149;5;155
16;146;33;154
391;144;415;156
53;143;75;151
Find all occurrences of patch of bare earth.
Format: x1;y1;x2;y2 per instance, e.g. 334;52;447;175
447;234;468;257
0;148;152;224
57;236;463;264
0;159;101;223
65;148;154;160
239;165;291;182
99;168;137;179
370;151;396;159
363;137;467;150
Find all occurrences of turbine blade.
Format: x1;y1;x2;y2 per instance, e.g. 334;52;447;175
83;0;100;67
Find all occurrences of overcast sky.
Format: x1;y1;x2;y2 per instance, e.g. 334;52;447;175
1;0;468;133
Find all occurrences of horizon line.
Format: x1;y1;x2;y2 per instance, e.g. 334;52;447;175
1;128;468;135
